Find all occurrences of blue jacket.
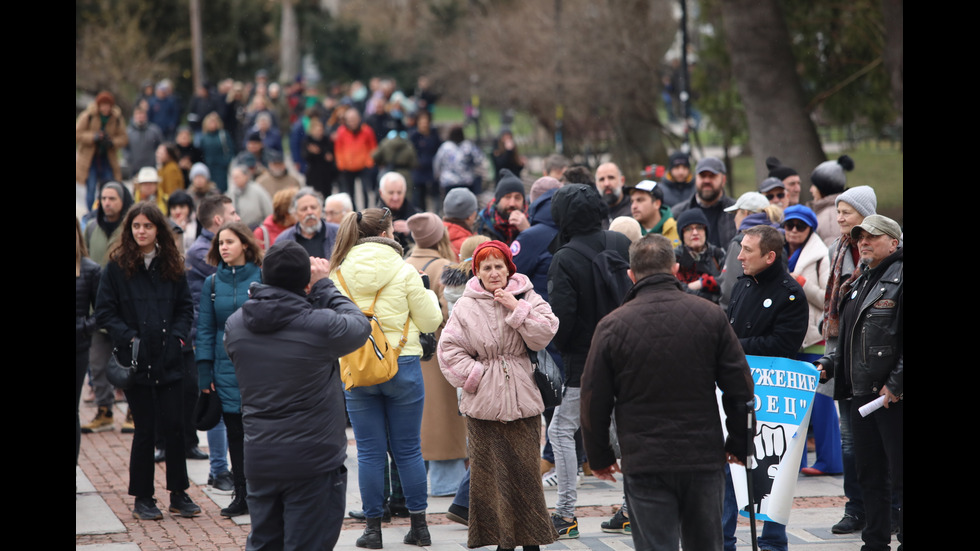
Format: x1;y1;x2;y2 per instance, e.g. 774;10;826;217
196;261;262;413
512;188;559;300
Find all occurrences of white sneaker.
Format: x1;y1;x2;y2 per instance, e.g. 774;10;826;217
542;469;558;489
542;469;581;489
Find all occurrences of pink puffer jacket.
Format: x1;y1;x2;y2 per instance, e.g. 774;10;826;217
437;273;558;422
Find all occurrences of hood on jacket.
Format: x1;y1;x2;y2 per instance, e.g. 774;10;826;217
239;282;310;333
551;184;604;239
528;187;558;229
95;183;135;232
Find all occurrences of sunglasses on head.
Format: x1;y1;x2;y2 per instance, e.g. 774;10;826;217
784;220;810;232
766;191;786;200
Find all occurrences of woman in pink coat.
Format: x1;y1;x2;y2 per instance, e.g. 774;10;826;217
437;240;559;551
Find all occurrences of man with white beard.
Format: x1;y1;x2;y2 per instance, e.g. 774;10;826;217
274;187;340;260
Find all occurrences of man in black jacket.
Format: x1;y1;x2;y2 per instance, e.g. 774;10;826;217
582;234;754;550
724;224;809;551
816;215;903;551
224;241;371;551
546;184;632;539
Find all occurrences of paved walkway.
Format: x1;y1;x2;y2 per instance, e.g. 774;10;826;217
76;396;899;550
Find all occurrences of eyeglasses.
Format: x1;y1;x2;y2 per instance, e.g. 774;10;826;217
784;220;810;232
766;191;786;201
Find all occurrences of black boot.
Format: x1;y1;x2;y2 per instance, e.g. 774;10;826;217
404;512;431;546
220;485;249;518
356;517;383;549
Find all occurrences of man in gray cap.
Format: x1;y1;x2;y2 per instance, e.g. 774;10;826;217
815;214;902;551
672;157;737;249
224;240;371;551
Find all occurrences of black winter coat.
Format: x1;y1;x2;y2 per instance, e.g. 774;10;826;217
224;279;371;480
95;258;194;386
581;273;754;473
727;261;809;359
76;258;101;352
547;184;632;387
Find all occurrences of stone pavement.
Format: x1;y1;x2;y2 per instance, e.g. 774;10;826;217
76;396;900;550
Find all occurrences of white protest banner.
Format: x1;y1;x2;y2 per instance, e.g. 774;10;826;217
720;355;819;525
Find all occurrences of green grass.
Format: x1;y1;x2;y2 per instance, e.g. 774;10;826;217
729;145;903;225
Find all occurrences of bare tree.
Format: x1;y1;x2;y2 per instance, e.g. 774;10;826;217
423;0;675;174
76;0;188;115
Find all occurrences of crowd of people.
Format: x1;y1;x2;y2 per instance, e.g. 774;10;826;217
77;73;902;551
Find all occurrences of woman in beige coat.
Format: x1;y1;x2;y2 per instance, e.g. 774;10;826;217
404;213;468;497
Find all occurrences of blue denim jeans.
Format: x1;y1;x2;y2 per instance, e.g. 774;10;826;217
426;458;466;496
451;466;470;509
346;355;427;518
208;416;230;478
723;464;787;551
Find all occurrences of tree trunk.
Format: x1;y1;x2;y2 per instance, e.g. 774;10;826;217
719;0;825;189
881;0;902;150
279;0;300;84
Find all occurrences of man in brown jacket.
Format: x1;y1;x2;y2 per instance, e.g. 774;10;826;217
76;91;129;211
581;233;754;551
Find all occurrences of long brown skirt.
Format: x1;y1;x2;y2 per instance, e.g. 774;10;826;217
467;416;558;549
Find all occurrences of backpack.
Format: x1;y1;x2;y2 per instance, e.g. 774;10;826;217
560;231;633;319
336;270;411;391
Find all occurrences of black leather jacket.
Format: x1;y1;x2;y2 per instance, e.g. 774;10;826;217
818;248;903;399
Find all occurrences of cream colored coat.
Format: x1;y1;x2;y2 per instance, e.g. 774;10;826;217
789;232;830;348
437;273;559;422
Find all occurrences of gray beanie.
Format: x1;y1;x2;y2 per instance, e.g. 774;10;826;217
443;187;478;220
189;162;210;181
836;185;877;218
810;155;854;197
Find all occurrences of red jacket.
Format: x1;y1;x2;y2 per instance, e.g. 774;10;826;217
333;124;377;172
444;220;473;259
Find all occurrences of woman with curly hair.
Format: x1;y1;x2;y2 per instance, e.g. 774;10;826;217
95;201;200;521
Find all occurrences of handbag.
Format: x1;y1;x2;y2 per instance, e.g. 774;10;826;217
418;257;441;362
527;346;563;409
106;336;140;390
